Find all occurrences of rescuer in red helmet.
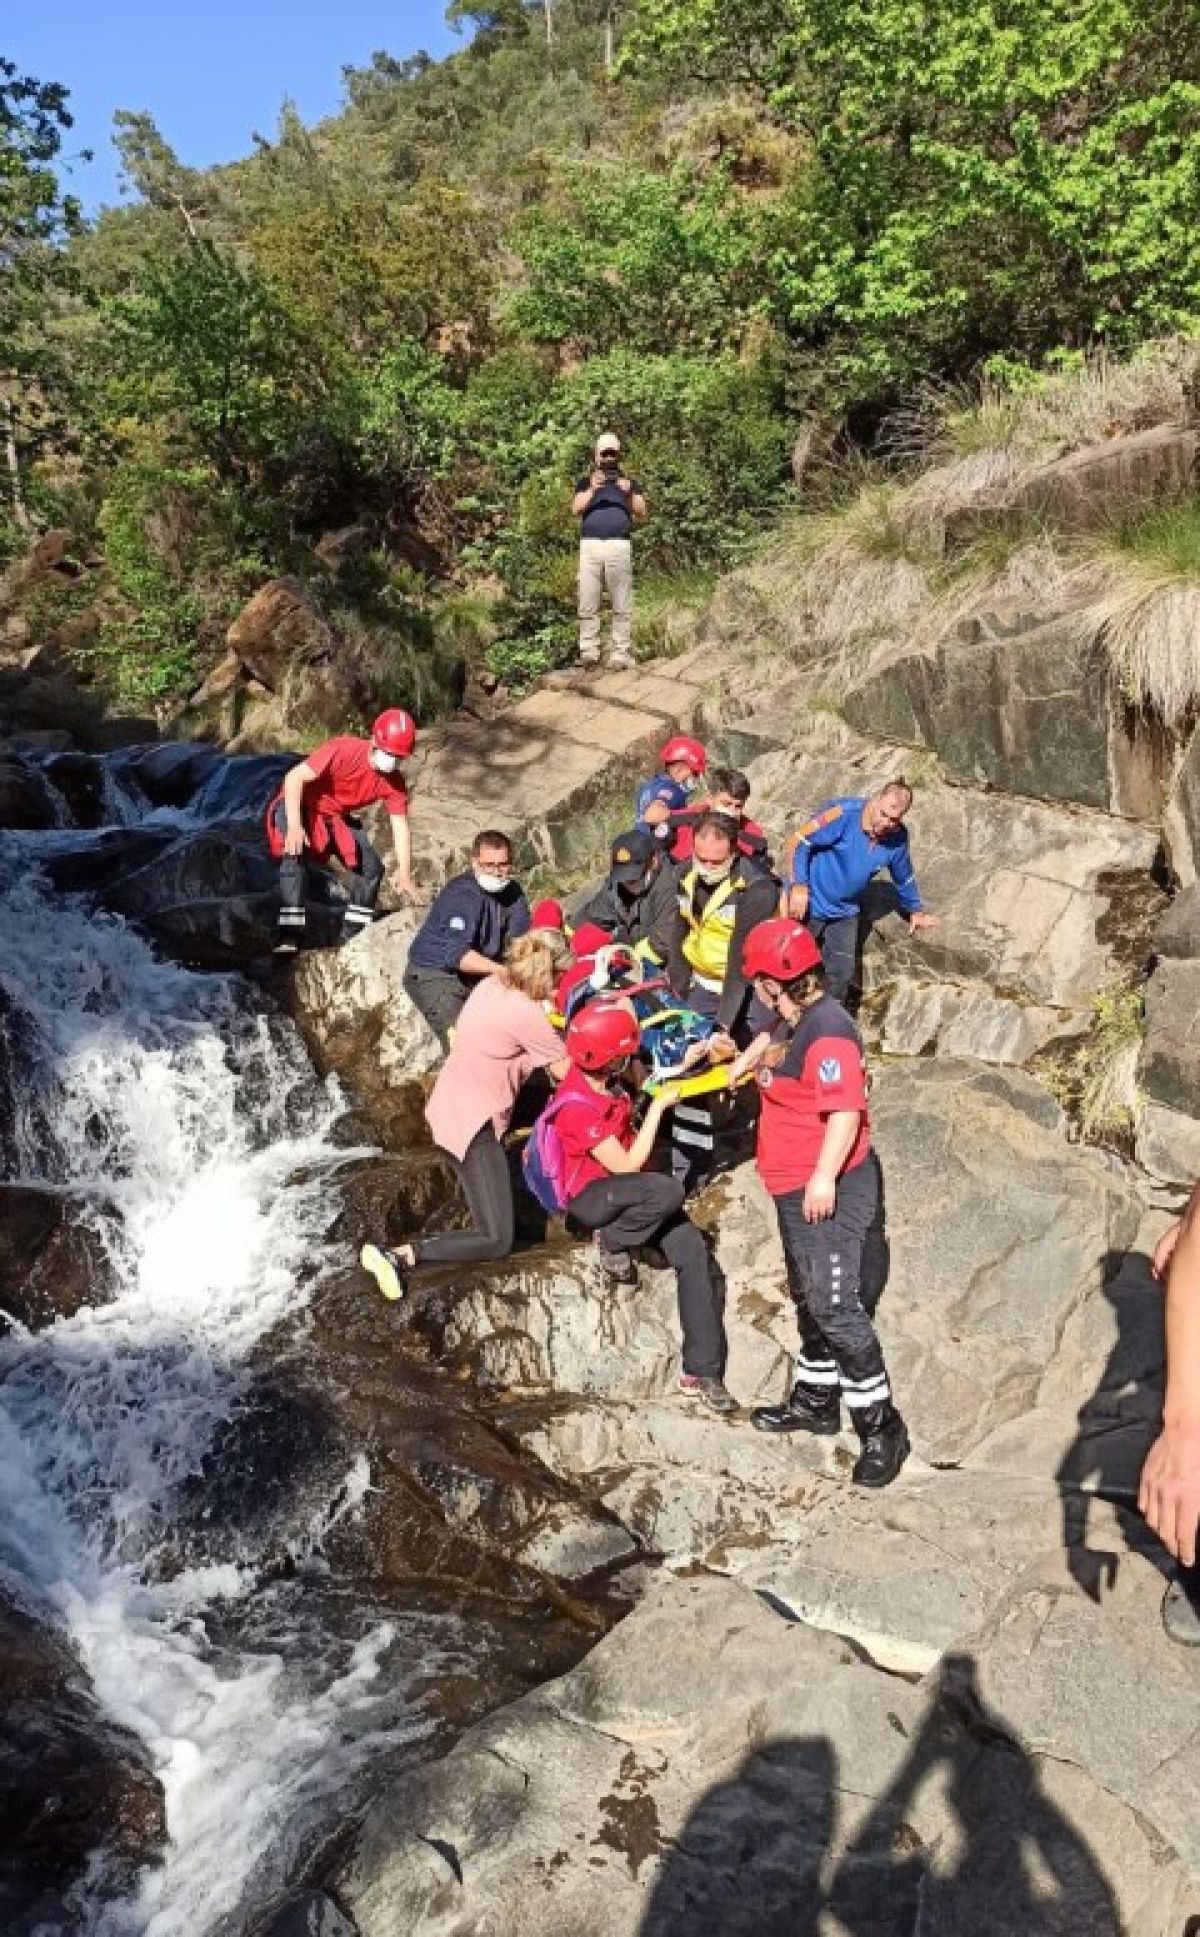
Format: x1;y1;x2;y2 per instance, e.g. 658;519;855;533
544;995;735;1414
266;709;420;952
635;735;707;843
728;917;909;1487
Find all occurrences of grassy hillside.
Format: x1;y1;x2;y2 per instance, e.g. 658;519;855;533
4;0;1200;724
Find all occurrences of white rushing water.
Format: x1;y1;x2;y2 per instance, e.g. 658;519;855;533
0;811;434;1936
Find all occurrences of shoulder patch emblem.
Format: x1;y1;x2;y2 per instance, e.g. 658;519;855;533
448;915;467;931
818;1056;842;1084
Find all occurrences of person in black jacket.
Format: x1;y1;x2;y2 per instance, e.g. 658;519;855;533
573;828;679;970
402;829;530;1047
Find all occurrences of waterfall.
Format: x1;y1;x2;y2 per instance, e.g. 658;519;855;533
0;794;441;1935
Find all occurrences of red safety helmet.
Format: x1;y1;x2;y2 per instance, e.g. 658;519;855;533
659;734;707;775
371;708;417;758
530;898;565;932
565;996;640;1072
742;918;822;983
571;921;615;958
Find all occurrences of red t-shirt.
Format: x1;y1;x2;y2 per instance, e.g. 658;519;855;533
555;1065;634;1200
304;736;408;820
755;994;870;1197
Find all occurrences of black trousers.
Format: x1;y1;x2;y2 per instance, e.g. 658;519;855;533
807;914;860;1004
403;963;472;1050
668;980;761;1195
569;1171;725;1379
274;802;384;938
774;1154;893;1426
414;1124;514;1267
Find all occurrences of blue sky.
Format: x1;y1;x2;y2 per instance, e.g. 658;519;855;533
7;2;461;212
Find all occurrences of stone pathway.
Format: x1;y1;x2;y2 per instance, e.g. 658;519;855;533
411;646;723;878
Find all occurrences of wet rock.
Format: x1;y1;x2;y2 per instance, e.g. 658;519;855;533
0;1588;166;1933
0;754;60;829
0;1185;113;1332
251;1890;358;1937
39;749;106;826
288;913;441;1140
337;1574;1197;1937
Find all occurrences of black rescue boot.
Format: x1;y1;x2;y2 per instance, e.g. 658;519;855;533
752;1384;842;1436
851;1404;910;1488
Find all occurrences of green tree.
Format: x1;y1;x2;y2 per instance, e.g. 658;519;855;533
0;61;84;539
512;169;768;355
104;241;326;487
624;0;1200;397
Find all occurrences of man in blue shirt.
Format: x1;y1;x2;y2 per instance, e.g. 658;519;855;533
785;779;939;1002
403;829;530;1047
573;431;647;670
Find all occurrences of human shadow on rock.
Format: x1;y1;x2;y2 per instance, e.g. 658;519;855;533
639;1655;1122;1937
1055;1244;1167;1603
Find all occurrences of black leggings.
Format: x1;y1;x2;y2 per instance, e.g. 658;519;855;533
568;1171;725;1379
412;1124;515;1268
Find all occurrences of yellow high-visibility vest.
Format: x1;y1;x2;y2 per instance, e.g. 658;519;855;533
678;867;744;982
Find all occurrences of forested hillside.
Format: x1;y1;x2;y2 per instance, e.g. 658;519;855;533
3;0;1199;725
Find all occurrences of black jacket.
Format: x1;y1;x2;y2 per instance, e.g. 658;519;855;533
407;872;530;976
574;862;679;966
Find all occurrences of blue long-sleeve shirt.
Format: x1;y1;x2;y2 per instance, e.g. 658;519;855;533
635;772;690;834
790;796;922;921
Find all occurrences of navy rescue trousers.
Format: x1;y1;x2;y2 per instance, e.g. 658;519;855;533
273;801;385;942
773;1153;893;1426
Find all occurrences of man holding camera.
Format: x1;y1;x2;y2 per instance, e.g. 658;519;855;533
572;432;647;671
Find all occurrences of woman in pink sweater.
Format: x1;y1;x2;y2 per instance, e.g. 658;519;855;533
361;930;569;1302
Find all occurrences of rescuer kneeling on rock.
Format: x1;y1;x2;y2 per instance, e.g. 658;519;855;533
729;917;909;1488
267;709;420;953
544;996;736;1416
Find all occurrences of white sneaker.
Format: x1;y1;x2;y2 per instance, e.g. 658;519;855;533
608;648;635;670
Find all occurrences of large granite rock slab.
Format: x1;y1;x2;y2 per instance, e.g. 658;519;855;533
336;1573;1199;1937
840;611;1116;811
747;726;1160;1010
1138;956;1200;1183
287;913;441;1143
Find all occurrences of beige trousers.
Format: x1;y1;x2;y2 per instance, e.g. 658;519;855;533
578;537;633;657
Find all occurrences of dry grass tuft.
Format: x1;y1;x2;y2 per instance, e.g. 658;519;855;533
1070;500;1200;723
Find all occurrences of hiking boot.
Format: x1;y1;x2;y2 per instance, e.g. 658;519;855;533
752;1386;842;1436
360;1243;410;1304
608;647;635;670
1162;1572;1200;1648
577;644;602;668
596;1247;638;1287
678;1373;738;1416
852;1409;910;1489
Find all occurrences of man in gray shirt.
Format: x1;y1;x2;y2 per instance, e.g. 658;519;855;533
572;432;647;670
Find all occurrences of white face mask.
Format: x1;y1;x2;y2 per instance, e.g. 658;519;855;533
695;859;733;886
474;868;510;895
370;747;399;774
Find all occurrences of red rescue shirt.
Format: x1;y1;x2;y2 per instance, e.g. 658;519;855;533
555;1066;635;1200
304;735;408;821
266;735;408;867
755;994;870;1197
